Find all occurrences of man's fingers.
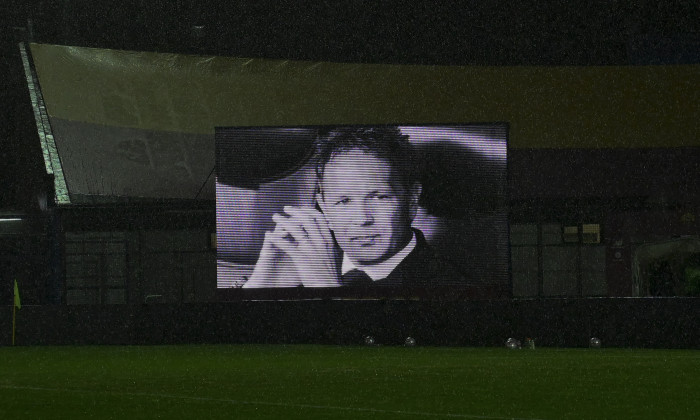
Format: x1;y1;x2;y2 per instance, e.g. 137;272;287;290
284;207;324;246
259;230;283;255
267;230;297;256
272;213;308;244
266;206;341;287
283;206;333;247
312;210;334;245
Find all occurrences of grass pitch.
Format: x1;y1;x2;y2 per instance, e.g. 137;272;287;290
1;345;698;419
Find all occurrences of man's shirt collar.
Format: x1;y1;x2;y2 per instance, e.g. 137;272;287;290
341;232;417;281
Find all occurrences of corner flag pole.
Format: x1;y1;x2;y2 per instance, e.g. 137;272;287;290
13;279;21;346
12;299;16;346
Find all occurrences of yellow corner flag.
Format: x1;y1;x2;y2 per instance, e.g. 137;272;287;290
14;279;21;309
13;279;20;345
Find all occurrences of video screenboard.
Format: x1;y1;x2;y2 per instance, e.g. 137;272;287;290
216;124;509;297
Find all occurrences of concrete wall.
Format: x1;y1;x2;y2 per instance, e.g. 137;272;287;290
63;229;215;305
2;298;698;348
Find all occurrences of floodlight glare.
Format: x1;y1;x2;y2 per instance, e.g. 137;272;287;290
505;338;521;349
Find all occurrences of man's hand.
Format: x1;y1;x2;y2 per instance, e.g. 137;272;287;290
267;206;341;287
244;224;297;288
245;206;341;288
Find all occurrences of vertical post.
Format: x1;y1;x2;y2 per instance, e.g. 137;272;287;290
13;278;20;345
12;303;16;346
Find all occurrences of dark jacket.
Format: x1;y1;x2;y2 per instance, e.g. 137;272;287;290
342;229;464;287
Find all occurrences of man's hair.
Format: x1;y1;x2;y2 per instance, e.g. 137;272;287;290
314;126;418;193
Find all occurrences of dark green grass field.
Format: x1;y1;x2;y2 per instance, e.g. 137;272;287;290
1;345;698;419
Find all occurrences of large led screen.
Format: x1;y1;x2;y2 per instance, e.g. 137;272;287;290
216;124;509;295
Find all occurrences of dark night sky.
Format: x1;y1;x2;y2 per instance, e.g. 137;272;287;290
1;1;699;212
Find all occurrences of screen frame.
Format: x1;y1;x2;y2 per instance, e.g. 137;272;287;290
215;122;511;301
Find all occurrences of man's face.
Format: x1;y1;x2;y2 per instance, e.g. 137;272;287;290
318;148;420;264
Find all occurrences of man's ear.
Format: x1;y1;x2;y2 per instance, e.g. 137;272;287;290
408;182;422;221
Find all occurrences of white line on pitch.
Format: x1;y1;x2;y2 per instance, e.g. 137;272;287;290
1;384;547;420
